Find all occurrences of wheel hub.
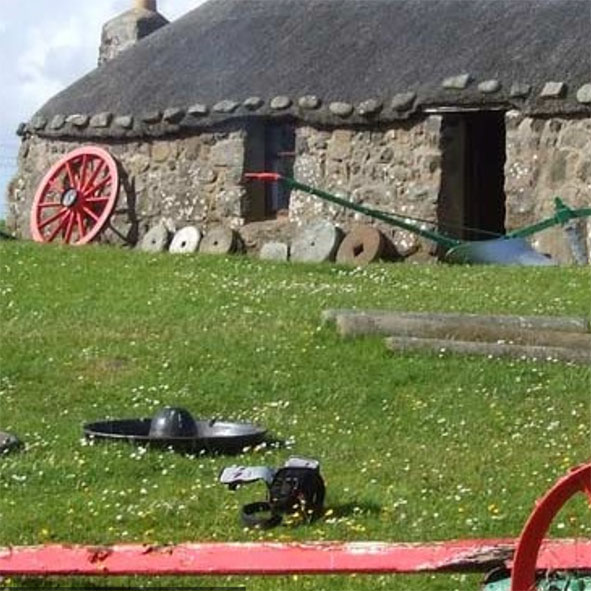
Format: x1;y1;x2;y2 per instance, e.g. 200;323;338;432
61;188;79;208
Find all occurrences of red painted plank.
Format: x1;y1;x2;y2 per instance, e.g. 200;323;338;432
0;540;589;576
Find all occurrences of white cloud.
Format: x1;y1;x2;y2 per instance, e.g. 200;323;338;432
1;0;202;128
17;20;82;106
162;0;201;18
2;1;201;127
2;2;121;131
0;1;204;214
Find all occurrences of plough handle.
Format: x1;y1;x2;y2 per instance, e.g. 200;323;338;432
244;172;461;250
244;172;283;182
507;198;591;239
245;175;591;246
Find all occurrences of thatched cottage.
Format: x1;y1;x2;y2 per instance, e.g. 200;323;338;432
7;0;591;261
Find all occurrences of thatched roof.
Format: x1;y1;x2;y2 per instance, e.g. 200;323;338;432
29;0;591;138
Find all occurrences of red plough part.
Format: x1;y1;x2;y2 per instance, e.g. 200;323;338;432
0;539;589;577
30;146;119;245
1;465;589;586
511;463;591;590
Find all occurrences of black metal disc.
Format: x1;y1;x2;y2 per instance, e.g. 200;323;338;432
83;418;267;454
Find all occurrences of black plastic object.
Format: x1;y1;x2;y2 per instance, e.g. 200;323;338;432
444;238;556;266
241;501;282;529
220;457;325;529
149;407;199;439
0;431;22;455
83;407;266;454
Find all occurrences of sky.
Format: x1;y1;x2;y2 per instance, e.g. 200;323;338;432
0;0;203;218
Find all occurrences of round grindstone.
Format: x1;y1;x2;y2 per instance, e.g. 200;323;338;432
0;431;21;455
139;224;172;253
199;226;239;255
290;221;344;263
259;242;290;262
169;226;202;254
336;225;385;265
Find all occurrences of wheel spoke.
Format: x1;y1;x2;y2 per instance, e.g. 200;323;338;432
65;161;76;188
76;211;86;240
77;154;88;189
46;211;72;242
83;176;111;198
64;211;76;243
38;207;68;230
37;201;62;209
82;205;100;223
81;160;105;193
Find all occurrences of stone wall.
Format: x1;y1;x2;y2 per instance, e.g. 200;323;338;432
291;118;442;256
7;117;443;257
7;112;590;262
7;127;248;244
505;112;591;262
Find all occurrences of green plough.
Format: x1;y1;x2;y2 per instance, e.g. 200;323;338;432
245;173;591;265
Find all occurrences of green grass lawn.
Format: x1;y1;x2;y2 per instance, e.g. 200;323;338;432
0;241;590;590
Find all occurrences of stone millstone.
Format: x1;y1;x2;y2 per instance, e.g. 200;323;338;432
169;226;202;254
0;431;21;455
260;241;290;262
139;224;172;253
199;226;240;255
336;225;385;265
290;221;344;263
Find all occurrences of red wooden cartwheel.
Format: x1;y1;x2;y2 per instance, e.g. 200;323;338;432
30;146;119;245
511;462;591;590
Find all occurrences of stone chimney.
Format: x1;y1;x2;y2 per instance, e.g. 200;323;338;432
135;0;157;9
99;0;169;66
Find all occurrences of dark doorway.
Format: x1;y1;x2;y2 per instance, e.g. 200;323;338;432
437;112;506;242
264;123;295;216
244;122;295;222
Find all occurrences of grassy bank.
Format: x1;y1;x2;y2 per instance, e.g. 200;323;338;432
0;241;589;590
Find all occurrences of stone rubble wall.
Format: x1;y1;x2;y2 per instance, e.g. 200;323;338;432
7;128;247;244
505;112;591;262
7;113;590;263
291;118;443;257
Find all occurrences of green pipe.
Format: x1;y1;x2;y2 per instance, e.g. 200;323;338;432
507;198;591;239
281;176;461;250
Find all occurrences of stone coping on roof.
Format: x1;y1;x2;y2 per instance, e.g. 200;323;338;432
22;80;591;140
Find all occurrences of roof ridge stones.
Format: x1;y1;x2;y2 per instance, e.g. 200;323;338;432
24;78;591;139
576;84;591;104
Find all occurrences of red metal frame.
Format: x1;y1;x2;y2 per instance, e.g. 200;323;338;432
30;146;119;245
511;463;591;591
0;539;590;577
